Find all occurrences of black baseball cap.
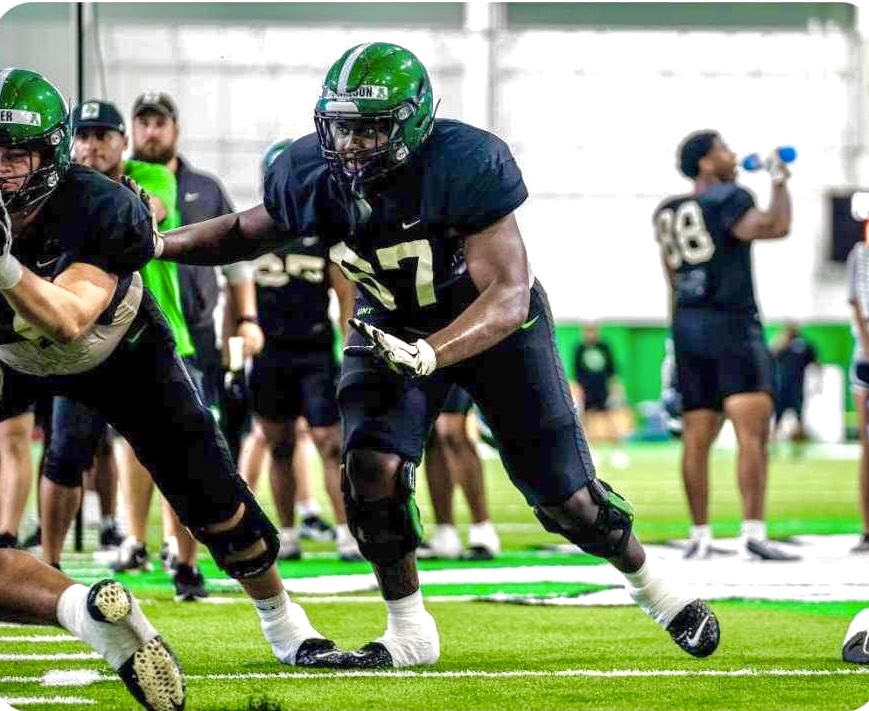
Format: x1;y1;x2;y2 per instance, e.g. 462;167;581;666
72;99;126;134
132;92;178;120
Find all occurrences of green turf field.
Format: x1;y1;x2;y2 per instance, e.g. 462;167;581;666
4;441;869;711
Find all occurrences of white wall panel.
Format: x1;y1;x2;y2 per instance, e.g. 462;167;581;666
497;28;859;321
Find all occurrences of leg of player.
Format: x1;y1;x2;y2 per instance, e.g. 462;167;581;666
238;419;271;493
40;397;109;568
79;296;341;667
0;548;185;711
112;438;155;572
419;425;463;560
0;411;34;547
680;409;720;560
339;447;440;667
293;421;332;541
309;423;363;561
724;392;799;561
160;500;208;602
854;387;869;553
93;432;123;548
471;283;720;659
257;416;302;560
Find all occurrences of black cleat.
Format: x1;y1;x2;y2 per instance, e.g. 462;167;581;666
666;599;720;658
743;538;800;561
172;565;208;602
844;631;869;664
294;638;342;667
461;545;495;562
0;532;19;549
331;642;394;668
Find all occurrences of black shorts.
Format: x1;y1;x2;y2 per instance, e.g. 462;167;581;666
0;290;246;528
672;308;773;412
441;385;473;415
338;281;596;506
248;341;339;427
581;386;609;412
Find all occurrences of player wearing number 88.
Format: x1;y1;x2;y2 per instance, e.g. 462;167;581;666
653;130;795;562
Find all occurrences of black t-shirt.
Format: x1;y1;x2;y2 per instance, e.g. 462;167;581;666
1;165;152;344
251;234;334;348
653;183;757;312
175;157;235;332
264;118;528;333
573;342;616;395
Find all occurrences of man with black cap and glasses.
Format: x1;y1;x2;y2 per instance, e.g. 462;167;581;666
131;92;263;458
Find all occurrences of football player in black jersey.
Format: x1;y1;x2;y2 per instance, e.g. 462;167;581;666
158;43;720;666
0;68;341;677
653;130;796;561
241;138;361;561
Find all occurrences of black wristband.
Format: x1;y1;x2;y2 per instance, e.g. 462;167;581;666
236;315;259;327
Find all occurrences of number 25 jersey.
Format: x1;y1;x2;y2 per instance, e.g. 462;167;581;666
653;183;757;313
263;119;528;333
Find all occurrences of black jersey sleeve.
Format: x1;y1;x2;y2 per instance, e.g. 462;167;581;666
263;133;325;235
718;185;756;232
74;184;154;276
445;129;528;236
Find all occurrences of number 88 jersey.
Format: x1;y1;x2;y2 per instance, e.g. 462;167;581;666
653;183;758;312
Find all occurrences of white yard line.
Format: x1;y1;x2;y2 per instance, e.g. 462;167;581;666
3;697;95;705
1;668;868;686
0;636;76;643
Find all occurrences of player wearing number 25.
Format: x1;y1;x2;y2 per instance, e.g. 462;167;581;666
653;130;794;562
159;42;721;667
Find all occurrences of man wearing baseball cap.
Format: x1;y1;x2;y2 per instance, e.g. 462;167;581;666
131;91;263;458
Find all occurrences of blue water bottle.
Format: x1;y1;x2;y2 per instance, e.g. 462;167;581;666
741;146;797;172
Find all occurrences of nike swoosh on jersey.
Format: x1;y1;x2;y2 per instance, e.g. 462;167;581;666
183;192;200;203
520;315;539;330
401;218;421;230
686;614;710;649
302;236;319;246
36;257;59;268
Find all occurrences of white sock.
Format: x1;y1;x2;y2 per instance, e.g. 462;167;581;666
296;499;322;519
741;520;766;542
335;524;354;546
378;591;439;667
101;515;115;529
280;527;299;544
254;591;322;664
689;524;712;542
624;559;690;628
56;584;144;670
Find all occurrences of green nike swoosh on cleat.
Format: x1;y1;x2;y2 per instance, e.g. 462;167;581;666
520;315;539;330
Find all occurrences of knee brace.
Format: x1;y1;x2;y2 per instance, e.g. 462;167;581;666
191;487;279;579
342;450;424;566
534;479;634;559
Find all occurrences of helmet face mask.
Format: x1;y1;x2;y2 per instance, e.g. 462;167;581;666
314;43;435;197
0;68;71;213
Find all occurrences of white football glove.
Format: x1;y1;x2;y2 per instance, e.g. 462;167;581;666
0;192;22;290
345;318;437;378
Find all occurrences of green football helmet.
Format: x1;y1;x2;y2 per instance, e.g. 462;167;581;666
314;43;436;196
260;137;293;177
0;68;71;213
